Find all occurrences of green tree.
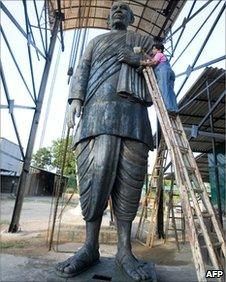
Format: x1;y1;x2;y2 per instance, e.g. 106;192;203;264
51;136;76;176
32;147;52;169
32;137;76;176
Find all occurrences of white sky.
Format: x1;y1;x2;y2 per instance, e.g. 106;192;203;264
1;0;225;172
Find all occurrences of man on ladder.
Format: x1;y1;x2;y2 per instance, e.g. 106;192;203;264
142;64;225;281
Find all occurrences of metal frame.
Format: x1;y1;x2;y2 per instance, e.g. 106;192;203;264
0;0;64;232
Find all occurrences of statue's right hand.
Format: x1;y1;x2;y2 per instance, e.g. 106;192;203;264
67;99;82;129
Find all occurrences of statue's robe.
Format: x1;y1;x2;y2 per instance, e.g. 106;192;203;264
69;30;154;221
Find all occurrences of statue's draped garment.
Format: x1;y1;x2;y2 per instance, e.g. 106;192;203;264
69;30;154;221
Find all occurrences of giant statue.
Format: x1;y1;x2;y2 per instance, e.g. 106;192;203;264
56;2;155;281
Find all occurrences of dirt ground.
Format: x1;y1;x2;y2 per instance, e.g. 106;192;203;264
1;193;191;259
0;193;217;282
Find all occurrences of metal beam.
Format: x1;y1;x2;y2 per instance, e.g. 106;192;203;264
0;25;35;103
172;1;220;67
165;0;212;42
23;0;37;101
184;127;225;141
176;3;226;96
197;90;226;130
176;56;226;78
0;61;25;160
8;15;60;233
169;0;197;61
206;80;223;226
0;2;46;60
179;72;225;111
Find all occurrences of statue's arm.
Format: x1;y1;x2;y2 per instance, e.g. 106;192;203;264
68;40;93;105
117;50;143;68
118;35;154;68
67;40;93;128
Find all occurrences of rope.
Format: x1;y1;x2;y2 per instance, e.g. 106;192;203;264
39;43;62;149
67;0;91;84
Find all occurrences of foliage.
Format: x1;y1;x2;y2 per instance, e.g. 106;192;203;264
51;136;75;176
67;175;77;189
32;136;76;176
31;147;52;169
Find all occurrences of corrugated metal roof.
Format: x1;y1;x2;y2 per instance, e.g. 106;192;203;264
165;153;210;182
195;153;209;182
178;67;225;153
47;0;185;37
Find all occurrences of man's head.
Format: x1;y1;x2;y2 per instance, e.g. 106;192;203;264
152;44;164;54
108;1;135;30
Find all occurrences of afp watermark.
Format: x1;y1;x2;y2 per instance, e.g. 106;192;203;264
206;270;224;279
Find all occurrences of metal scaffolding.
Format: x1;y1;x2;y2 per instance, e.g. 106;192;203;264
1;0;64;232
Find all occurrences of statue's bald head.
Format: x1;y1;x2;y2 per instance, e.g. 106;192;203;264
108;1;135;29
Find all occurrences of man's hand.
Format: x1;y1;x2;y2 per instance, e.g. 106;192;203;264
117;49;140;67
67;99;82;129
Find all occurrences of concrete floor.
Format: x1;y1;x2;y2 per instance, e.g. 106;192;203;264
1;253;199;282
1;194;222;282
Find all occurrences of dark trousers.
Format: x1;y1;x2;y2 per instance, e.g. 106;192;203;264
75;135;149;222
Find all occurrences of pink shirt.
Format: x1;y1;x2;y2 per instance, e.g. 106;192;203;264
154;52;167;63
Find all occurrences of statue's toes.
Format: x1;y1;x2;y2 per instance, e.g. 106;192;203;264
56;261;70;272
128;269;140;281
63;265;76;274
137;266;149;280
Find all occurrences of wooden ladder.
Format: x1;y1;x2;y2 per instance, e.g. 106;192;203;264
143;67;225;282
164;178;186;250
136;139;167;245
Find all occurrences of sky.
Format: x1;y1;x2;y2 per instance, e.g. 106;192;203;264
1;0;225;172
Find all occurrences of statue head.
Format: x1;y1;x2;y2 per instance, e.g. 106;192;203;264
108;1;135;30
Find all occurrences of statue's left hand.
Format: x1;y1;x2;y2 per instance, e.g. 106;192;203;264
67;99;82;129
117;49;141;67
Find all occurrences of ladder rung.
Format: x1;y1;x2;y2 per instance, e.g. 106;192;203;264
185;166;196;173
201;242;222;249
169;216;183;219
193;188;203;194
194;212;213;219
178;146;189;154
154;165;162;169
168;228;184;231
173;205;182;208
202;212;213;218
168;113;177;119
157;156;165;160
172;128;182;135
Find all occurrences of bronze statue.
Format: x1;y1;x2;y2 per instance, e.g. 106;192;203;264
56;2;155;281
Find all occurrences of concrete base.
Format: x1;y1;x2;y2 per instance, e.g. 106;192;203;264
1;254;198;282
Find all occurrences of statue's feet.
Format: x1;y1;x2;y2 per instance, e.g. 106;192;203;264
55;244;100;278
116;251;154;281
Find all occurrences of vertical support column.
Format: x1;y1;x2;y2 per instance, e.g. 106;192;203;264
8;16;60;233
206;80;223;226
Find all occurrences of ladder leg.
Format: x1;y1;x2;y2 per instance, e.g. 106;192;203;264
143;67;226;281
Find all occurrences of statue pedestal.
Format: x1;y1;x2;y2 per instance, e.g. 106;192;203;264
62;257;157;282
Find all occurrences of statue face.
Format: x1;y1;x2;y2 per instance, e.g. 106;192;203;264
109;2;134;29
